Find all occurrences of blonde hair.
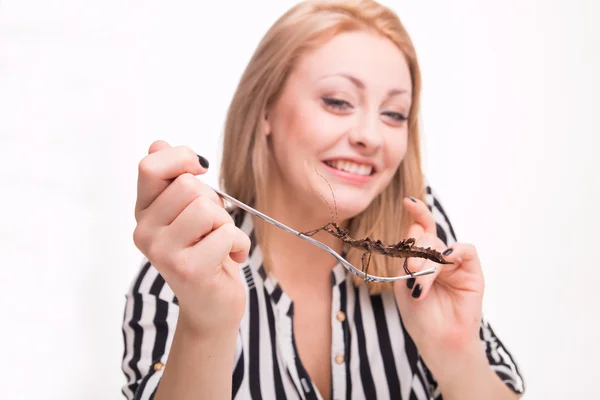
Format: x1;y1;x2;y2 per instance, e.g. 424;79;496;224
220;0;425;294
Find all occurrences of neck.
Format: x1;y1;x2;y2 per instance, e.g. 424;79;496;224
256;182;349;296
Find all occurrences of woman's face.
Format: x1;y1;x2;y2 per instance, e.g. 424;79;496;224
264;30;413;222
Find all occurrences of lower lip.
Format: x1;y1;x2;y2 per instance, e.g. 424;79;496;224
322;162;374;184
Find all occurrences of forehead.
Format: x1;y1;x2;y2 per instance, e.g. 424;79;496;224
294;30;412;91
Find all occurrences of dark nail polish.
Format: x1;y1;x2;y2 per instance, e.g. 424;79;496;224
406;278;415;289
443;248;453;256
198;155;209;169
411;284;422;299
408;196;417;203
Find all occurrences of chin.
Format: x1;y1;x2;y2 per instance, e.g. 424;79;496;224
320;196;374;223
348;201;374;219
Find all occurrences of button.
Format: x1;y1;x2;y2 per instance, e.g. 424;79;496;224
153;362;165;371
336;311;346;322
335;354;345;364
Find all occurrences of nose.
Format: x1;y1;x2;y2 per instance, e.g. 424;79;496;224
348;113;383;154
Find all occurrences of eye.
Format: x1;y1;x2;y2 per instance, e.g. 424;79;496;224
383;111;408;122
322;97;353;111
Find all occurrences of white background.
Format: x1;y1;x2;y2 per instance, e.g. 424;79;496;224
1;0;598;398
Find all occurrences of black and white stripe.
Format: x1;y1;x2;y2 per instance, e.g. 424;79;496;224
121;260;178;400
121;185;525;399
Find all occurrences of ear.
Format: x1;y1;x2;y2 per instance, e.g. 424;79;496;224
263;111;271;136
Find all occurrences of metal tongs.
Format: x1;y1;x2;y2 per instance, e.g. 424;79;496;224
210;185;436;282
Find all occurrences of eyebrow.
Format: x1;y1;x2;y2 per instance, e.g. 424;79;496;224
318;73;410;97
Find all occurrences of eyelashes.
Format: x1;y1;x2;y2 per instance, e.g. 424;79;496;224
322;97;351;110
321;97;408;122
383;111;408;122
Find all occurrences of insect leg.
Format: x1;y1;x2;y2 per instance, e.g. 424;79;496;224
403;239;416;275
361;252;373;276
402;257;413;276
300;224;328;236
361;252;374;288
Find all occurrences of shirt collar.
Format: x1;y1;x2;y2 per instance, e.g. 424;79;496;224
235;207;349;299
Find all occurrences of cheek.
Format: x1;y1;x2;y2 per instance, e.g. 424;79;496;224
268;103;322;176
274;100;335;150
384;130;409;169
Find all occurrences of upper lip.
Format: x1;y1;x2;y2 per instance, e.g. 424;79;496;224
324;157;379;173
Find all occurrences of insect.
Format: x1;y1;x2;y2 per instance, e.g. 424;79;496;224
301;223;452;277
300;169;453;277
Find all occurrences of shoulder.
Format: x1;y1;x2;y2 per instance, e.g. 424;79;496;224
423;178;458;246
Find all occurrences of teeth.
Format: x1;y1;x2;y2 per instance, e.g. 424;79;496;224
326;160;373;176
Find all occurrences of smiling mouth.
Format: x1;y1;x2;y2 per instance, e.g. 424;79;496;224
324;160;375;176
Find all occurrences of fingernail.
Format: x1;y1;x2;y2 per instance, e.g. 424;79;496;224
411;284;422;299
198;155;209;169
406;277;415;289
408;196;417;203
443;248;453;256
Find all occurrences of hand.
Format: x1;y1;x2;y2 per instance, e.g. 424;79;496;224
133;140;251;337
393;196;485;372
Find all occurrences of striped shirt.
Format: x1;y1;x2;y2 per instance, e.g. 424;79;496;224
121;185;525;399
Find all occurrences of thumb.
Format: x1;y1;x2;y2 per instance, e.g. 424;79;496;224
406;221;424;241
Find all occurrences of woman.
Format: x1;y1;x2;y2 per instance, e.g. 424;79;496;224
122;0;525;399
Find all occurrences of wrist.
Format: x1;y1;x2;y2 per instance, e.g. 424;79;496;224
154;314;240;399
423;340;487;387
177;301;242;337
176;313;239;345
425;342;514;400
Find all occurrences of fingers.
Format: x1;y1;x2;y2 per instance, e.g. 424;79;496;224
406;218;425;241
401;196;436;299
135;144;210;221
439;243;483;279
188;222;252;278
165;195;233;249
404;241;484;301
403;196;436;236
144;172;224;228
136;196;250;281
403;232;445;300
148;139;171;154
134;176;226;260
